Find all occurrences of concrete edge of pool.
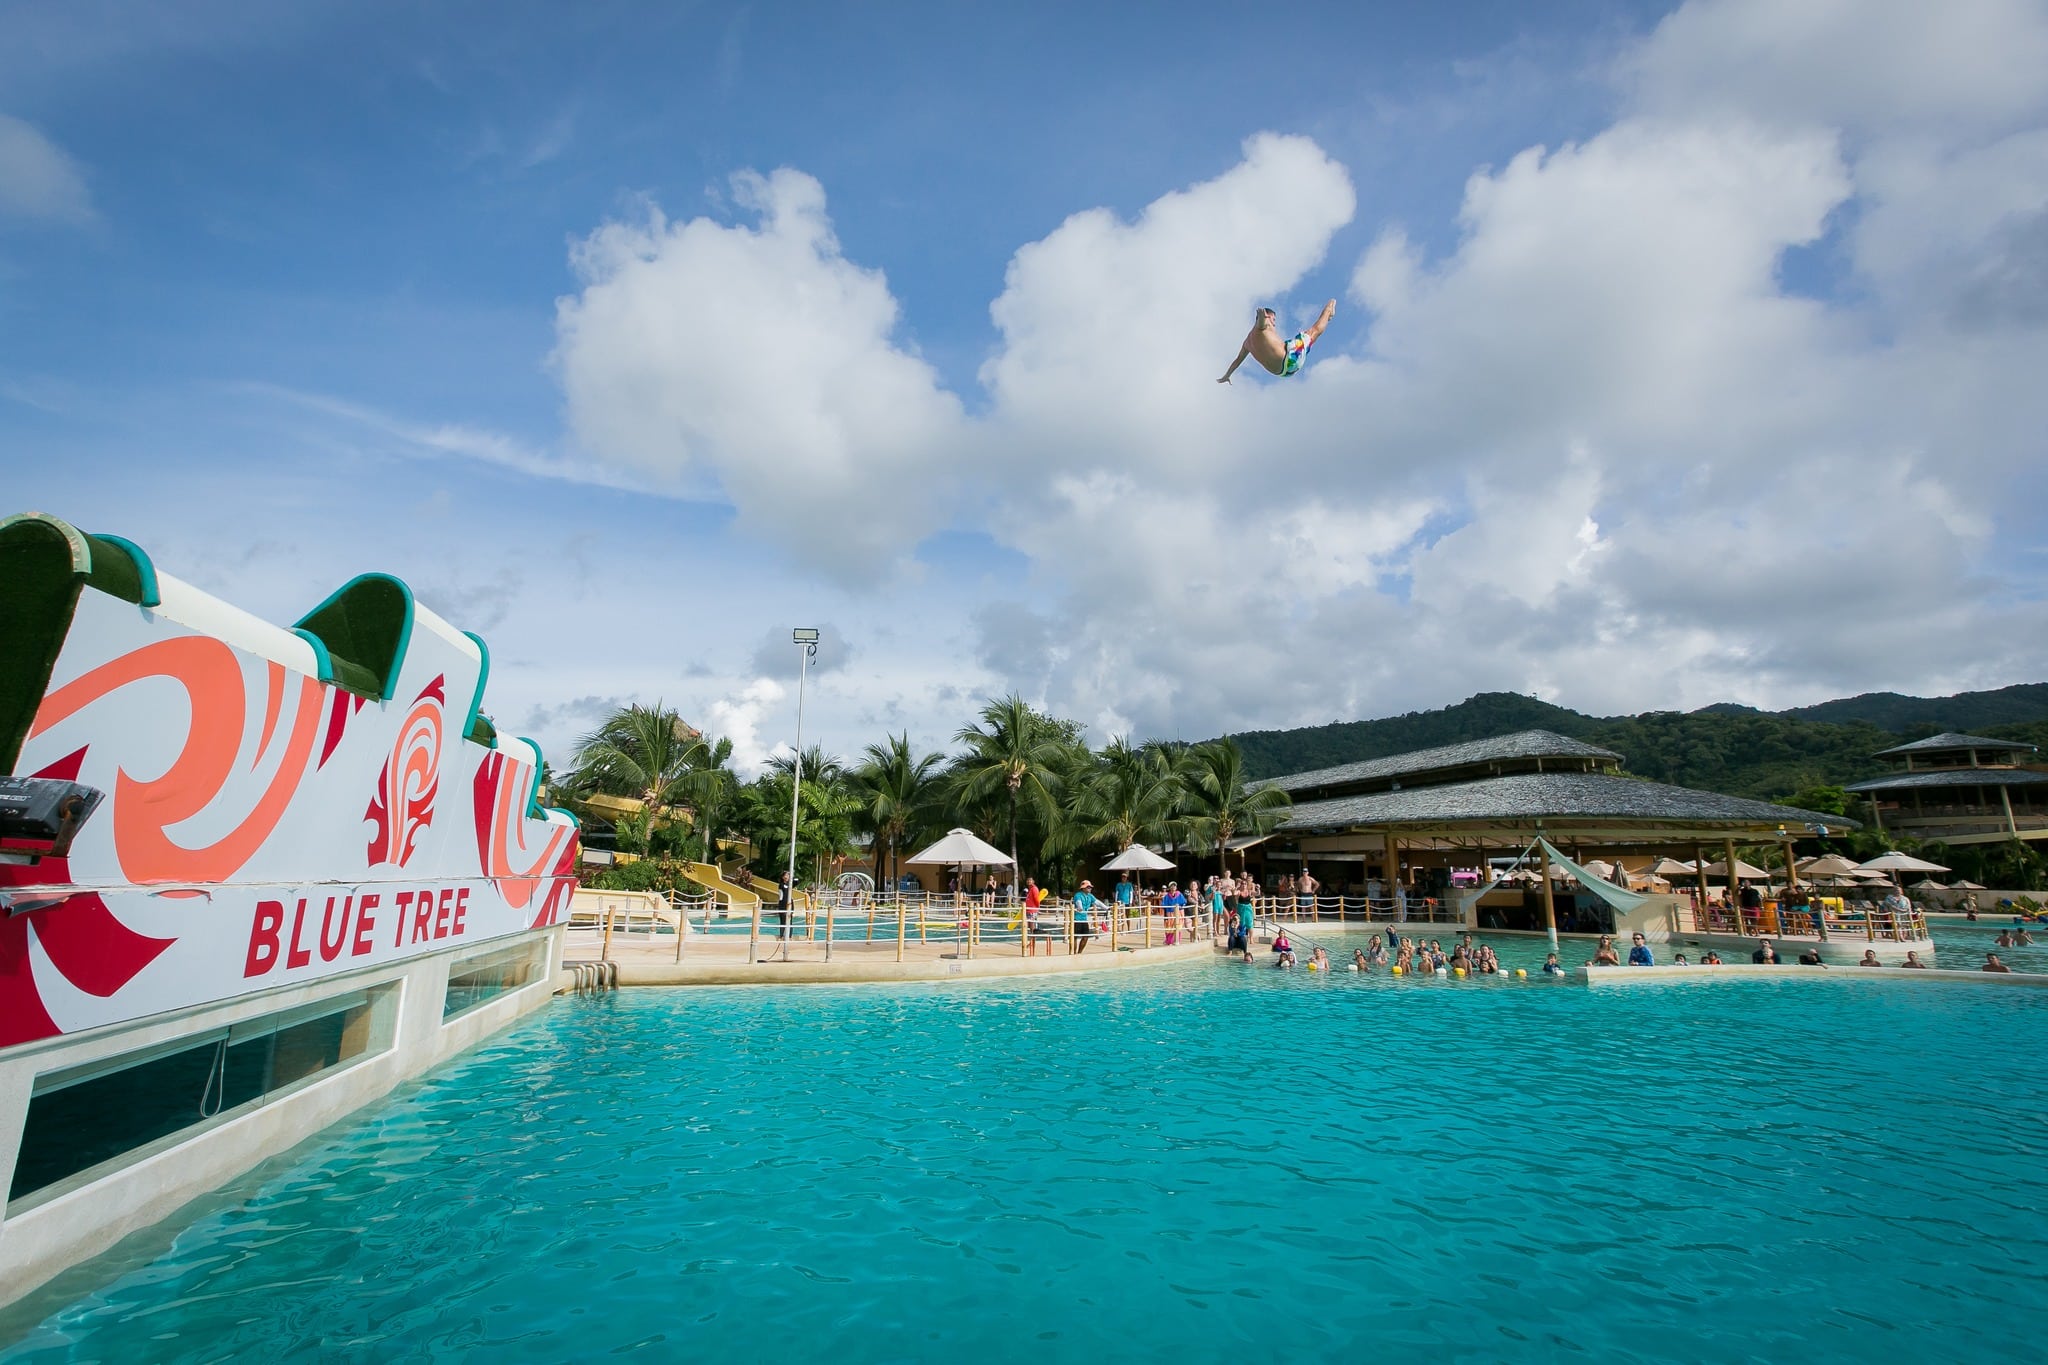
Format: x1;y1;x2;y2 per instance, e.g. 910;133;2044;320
1583;963;2048;988
558;938;1219;987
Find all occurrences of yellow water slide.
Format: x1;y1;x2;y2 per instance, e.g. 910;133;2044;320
682;862;763;916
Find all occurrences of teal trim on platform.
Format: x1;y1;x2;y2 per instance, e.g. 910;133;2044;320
86;533;161;608
290;628;336;686
460;630;492;746
293;572;415;701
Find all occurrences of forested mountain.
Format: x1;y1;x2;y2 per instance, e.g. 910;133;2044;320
1227;685;2048;800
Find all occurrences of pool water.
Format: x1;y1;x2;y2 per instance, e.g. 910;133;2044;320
4;958;2045;1362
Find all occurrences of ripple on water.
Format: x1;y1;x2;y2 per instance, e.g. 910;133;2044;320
0;960;2044;1363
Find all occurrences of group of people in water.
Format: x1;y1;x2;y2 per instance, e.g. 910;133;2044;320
1250;928;1537;978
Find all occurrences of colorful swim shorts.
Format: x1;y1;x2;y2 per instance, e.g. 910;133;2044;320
1282;331;1312;376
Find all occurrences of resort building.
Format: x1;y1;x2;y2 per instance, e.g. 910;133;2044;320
1247;730;1868;940
1844;733;2046;846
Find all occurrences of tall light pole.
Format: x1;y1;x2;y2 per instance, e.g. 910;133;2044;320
785;628;819;963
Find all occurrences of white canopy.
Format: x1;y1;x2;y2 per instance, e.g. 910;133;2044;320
1645;857;1697;878
1102;843;1176;872
1701;858;1771;879
1800;854;1863;877
905;828;1015;867
1860;851;1950;874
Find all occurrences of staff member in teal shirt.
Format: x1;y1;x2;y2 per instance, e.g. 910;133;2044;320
1072;880;1098;953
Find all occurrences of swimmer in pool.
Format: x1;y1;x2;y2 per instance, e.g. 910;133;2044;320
1353;948;1369;972
1218;300;1336;383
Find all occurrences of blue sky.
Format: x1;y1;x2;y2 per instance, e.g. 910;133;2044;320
6;0;2047;772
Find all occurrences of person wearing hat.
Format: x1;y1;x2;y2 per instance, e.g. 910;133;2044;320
1072;880;1098;953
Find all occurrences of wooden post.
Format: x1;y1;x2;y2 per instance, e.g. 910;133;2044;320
1386;835;1403;922
1723;837;1741;932
896;899;907;963
1146;906;1155;949
2001;783;2020;837
1537;840;1558;951
601;899;615;962
1693;846;1710;928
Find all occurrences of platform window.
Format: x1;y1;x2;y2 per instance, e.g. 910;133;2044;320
8;988;394;1209
443;940;546;1020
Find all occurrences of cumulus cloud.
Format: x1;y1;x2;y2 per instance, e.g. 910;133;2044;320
541;0;2048;743
552;170;967;567
0;114;93;223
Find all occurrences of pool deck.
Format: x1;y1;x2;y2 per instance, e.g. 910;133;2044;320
1583;963;2048;988
558;932;1218;987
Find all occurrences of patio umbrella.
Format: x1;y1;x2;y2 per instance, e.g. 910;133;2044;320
906;828;1015;866
1582;859;1615;878
1102;843;1175;872
1951;879;1986;890
1701;858;1771;879
1102;842;1179;917
1908;878;1948;892
1800;854;1862;878
1859;851;1950;874
1645;856;1695;878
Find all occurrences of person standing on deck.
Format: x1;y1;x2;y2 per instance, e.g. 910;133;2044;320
1072;880;1099;953
1296;868;1318;915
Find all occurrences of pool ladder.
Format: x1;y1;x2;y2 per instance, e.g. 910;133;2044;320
564;960;619;995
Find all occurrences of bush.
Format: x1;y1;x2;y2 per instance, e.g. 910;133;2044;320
582;858;707;899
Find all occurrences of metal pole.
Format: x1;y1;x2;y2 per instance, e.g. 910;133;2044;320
785;633;815;963
1538;840;1558;952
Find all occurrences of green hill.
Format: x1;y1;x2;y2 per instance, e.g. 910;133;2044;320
1227;685;2048;801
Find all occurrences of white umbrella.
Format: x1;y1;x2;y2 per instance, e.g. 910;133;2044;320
906;828;1015;866
1582;859;1615;878
1860;851;1950;874
1951;879;1986;890
1702;858;1771;879
1801;854;1862;878
1102;843;1176;872
1908;878;1948;892
1646;856;1696;879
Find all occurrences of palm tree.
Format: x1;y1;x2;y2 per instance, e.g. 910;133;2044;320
851;733;943;886
564;702;706;855
754;746;857;885
1077;737;1191;853
678;734;738;863
952;694;1071;885
1183;739;1291;873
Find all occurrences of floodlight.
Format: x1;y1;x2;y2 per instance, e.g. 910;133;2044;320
792;627;820;644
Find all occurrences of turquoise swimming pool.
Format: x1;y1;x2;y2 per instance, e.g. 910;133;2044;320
4;959;2044;1362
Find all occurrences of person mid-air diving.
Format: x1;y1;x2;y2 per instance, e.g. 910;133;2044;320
1218;299;1336;384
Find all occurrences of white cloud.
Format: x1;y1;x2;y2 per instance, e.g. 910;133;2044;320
551;171;968;568
0;114;93;223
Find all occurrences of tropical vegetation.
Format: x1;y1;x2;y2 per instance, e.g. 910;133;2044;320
552;694;1291;896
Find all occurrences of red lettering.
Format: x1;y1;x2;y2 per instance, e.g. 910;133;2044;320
433;888;453;939
412;891;433;943
353;894;379;956
452;886;469;936
393;891;414;945
318;895;350;962
245;899;284;977
285;898;313;969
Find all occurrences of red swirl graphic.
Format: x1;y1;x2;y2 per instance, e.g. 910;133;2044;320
365;676;445;867
28;636;324;886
